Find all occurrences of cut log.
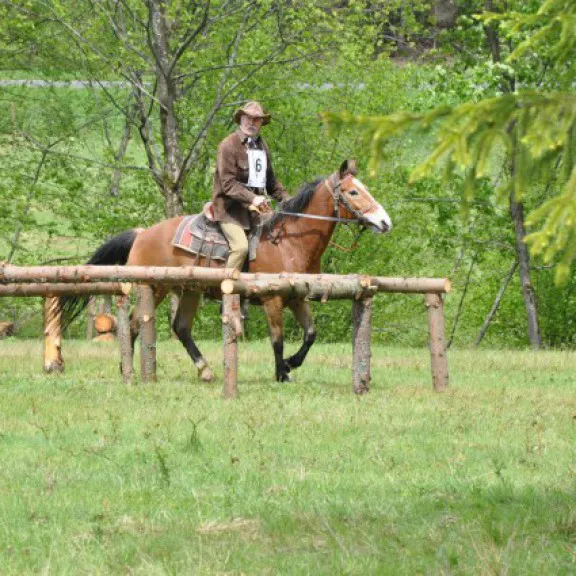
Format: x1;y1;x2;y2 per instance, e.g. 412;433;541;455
0;264;239;285
0;282;124;297
93;332;116;342
368;277;451;294
221;276;376;301
94;313;117;334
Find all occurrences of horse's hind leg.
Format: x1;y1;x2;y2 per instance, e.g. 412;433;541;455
285;299;316;371
262;296;291;382
172;290;214;382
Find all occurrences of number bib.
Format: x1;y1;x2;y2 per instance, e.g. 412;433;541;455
247;149;267;188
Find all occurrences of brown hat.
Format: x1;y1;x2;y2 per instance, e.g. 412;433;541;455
233;101;271;125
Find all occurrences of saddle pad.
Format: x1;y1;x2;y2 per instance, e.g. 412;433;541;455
172;214;261;262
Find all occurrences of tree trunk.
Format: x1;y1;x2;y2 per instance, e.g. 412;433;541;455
434;0;458;28
150;1;184;219
483;1;539;348
510;194;542;348
474;260;518;347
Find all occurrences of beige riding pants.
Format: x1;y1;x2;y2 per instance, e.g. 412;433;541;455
220;221;249;270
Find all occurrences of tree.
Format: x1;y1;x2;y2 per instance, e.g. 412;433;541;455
1;0;370;218
324;0;576;347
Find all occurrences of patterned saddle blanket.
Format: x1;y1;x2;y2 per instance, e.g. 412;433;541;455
172;214;261;263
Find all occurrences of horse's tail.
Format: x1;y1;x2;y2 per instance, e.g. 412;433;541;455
60;229;139;331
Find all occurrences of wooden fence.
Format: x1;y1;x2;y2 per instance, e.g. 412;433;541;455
0;264;451;396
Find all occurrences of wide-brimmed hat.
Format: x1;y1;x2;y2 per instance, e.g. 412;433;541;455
233;101;271;125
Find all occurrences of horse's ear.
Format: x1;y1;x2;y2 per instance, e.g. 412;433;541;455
339;159;357;178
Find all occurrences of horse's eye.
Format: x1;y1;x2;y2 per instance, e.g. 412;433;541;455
348;190;359;196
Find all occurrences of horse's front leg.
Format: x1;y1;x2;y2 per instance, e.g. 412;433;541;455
285;299;316;371
262;296;291;382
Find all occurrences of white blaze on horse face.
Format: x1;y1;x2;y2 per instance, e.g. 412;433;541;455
351;177;393;233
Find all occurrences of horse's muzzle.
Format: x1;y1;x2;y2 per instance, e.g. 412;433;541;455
363;207;392;234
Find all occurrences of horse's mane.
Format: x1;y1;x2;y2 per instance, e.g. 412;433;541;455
266;177;324;231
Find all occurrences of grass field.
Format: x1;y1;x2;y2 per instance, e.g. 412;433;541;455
0;340;574;575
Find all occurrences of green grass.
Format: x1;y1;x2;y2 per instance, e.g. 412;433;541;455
0;340;574;574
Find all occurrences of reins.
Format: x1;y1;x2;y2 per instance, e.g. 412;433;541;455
274;175;371;225
270;174;370;252
273;211;354;223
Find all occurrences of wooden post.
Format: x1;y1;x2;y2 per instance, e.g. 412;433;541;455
222;293;240;398
137;285;156;382
425;293;449;391
117;294;133;384
43;297;64;373
352;297;372;394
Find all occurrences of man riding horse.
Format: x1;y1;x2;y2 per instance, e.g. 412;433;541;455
58;101;392;383
212;101;289;271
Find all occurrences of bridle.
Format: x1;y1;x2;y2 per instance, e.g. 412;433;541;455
275;172;378;226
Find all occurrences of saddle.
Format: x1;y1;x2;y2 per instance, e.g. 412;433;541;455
171;202;263;265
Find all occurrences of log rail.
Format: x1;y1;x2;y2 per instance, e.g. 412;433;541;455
0;264;450;395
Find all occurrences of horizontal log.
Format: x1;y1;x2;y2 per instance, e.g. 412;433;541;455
0;282;127;297
221;277;376;301
0;264;239;285
369;277;451;294
237;273;450;294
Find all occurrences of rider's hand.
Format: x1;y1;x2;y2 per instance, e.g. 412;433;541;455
251;195;268;208
251;196;272;213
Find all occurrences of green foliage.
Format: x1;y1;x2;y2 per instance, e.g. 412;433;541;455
480;0;576;66
324;2;576;285
2;1;576;347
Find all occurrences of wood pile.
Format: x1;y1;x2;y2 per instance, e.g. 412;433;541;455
93;313;117;342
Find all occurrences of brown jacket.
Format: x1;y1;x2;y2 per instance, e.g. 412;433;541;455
212;129;287;229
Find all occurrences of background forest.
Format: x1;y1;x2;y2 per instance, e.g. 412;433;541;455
1;0;575;348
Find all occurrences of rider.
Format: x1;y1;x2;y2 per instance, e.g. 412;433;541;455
212;101;288;270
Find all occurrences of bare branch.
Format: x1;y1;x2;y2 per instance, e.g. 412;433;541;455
474;260;518;347
168;0;211;76
21;133;149;172
6;149;48;263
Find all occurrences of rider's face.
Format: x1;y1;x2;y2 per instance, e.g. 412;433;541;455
239;114;263;138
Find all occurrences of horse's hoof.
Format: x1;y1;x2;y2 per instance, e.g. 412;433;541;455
278;373;292;383
199;366;214;382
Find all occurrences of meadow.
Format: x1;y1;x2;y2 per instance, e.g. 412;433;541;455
0;339;574;574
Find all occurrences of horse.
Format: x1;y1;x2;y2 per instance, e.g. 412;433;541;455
61;159;392;382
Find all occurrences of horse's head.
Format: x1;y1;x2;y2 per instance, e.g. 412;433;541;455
330;160;392;234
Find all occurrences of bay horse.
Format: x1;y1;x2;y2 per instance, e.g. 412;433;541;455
61;160;392;382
